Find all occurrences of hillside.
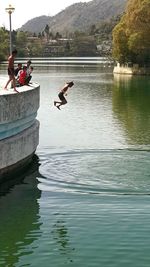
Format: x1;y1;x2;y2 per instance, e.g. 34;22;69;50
20;0;127;34
20;16;52;33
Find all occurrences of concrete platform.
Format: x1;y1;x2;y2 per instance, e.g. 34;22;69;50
0;82;40;182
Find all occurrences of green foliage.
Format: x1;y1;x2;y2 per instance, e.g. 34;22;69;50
16;31;28;57
16;31;28;46
0;1;128;58
91;15;122;51
28;40;43;57
0;28;9;61
0;4;127;59
44;24;50;42
55;32;62;40
112;0;150;65
112;20;130;63
71;36;97;56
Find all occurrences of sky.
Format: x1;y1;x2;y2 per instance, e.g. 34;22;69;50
0;0;91;30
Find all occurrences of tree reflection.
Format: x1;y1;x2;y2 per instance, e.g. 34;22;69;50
112;74;150;145
0;154;42;267
51;218;75;263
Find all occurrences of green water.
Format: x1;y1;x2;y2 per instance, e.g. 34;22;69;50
0;58;150;267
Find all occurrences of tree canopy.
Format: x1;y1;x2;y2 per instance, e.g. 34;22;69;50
0;28;9;60
112;0;150;65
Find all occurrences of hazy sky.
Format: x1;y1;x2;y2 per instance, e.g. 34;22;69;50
0;0;91;30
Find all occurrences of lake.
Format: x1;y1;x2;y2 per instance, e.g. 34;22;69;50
0;57;150;267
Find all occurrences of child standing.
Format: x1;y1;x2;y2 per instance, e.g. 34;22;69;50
4;49;19;93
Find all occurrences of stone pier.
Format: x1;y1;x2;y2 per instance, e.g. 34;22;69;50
113;63;150;75
0;83;40;182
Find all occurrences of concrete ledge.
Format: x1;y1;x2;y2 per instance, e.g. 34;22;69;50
113;64;150;75
0;82;40;182
0;120;39;170
0;113;37;140
0;83;40;123
0;152;36;183
0;154;40;190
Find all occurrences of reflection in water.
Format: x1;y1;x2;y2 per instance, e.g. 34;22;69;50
51;217;74;263
0;155;42;267
112;74;150;145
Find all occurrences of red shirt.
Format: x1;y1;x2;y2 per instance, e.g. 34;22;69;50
19;70;27;85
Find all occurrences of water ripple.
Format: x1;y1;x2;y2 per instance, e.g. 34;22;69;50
37;148;150;196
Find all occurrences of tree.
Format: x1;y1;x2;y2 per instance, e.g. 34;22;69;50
112;19;130;63
28;40;43;57
90;24;96;35
16;31;28;47
71;35;97;56
112;0;150;65
0;27;9;60
44;24;50;42
55;32;62;40
16;31;28;57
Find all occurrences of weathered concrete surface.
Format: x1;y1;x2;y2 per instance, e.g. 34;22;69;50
0;83;40;124
0;120;39;169
0;121;39;182
0;83;40;182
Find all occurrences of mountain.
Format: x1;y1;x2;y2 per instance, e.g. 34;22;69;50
19;0;127;34
20;15;52;33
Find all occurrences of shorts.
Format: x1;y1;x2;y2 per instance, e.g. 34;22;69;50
8;68;15;76
58;92;66;102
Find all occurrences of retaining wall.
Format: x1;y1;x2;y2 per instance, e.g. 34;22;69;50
0;83;40;182
113;63;150;75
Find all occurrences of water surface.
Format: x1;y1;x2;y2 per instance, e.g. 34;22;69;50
0;58;150;267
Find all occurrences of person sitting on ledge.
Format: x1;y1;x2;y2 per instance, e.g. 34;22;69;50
17;66;27;86
26;66;34;84
14;63;22;77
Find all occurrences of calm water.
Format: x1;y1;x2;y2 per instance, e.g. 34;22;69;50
0;57;150;267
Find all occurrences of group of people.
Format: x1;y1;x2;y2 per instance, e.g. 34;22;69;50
4;49;33;93
15;61;33;87
4;48;74;110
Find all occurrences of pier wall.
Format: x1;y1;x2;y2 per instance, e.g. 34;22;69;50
0;83;40;182
113;63;150;75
